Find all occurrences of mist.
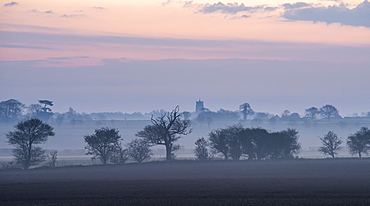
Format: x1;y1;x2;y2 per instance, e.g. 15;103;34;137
1;58;369;116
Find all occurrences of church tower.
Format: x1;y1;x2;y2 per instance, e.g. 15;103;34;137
195;99;204;113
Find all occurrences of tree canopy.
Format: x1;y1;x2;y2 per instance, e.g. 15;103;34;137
320;105;339;121
209;125;301;160
126;139;152;163
84;127;122;164
305;107;320;120
194;137;209;160
319;131;342;158
0;99;25;122
239;103;254;121
6;118;55;169
347;127;370;158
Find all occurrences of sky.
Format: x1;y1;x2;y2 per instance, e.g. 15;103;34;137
1;0;369;116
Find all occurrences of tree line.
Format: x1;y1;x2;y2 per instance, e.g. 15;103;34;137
3;106;370;170
197;126;301;160
4;106;191;169
2;99;370;127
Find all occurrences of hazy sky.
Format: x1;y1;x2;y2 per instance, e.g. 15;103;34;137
1;0;369;116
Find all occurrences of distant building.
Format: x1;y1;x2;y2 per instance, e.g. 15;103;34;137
195;99;204;113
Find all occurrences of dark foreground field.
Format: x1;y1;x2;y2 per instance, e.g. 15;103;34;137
1;159;370;205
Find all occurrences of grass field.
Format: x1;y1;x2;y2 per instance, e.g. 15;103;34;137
1;159;370;205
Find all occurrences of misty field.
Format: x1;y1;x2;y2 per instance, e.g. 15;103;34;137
1;159;370;205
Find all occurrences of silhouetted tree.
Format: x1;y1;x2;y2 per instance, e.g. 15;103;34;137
37;100;54;121
110;143;129;164
239;128;263;160
239;103;254;121
39;100;53;111
209;125;246;160
6;118;55;169
127;139;152;163
305;107;320;120
347;127;370;158
48;150;58;167
209;128;230;160
320;105;339;121
251;128;274;160
281;110;291;121
84;127;121;164
226;125;245;160
319;131;342;158
0;99;25;122
136;106;191;161
248;128;300;160
277;128;301;158
210;126;300;160
194;137;209;160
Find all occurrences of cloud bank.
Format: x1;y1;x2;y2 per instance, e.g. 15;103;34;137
191;0;370;28
199;2;261;14
0;44;52;50
283;0;370;27
47;56;89;60
4;2;18;7
29;9;54;14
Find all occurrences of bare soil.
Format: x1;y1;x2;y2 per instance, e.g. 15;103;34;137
1;159;370;205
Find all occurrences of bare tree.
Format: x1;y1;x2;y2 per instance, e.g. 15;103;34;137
48;150;58;167
6;119;55;169
347;127;370;158
318;131;342;158
320;105;339;121
127;139;152;163
194;137;209;160
136;106;191;161
84;127;121;164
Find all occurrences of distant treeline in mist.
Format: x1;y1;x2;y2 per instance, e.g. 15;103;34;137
1;99;370;126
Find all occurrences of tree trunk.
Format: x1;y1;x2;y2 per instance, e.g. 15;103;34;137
165;144;172;161
102;155;107;164
359;152;362;158
26;145;32;169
